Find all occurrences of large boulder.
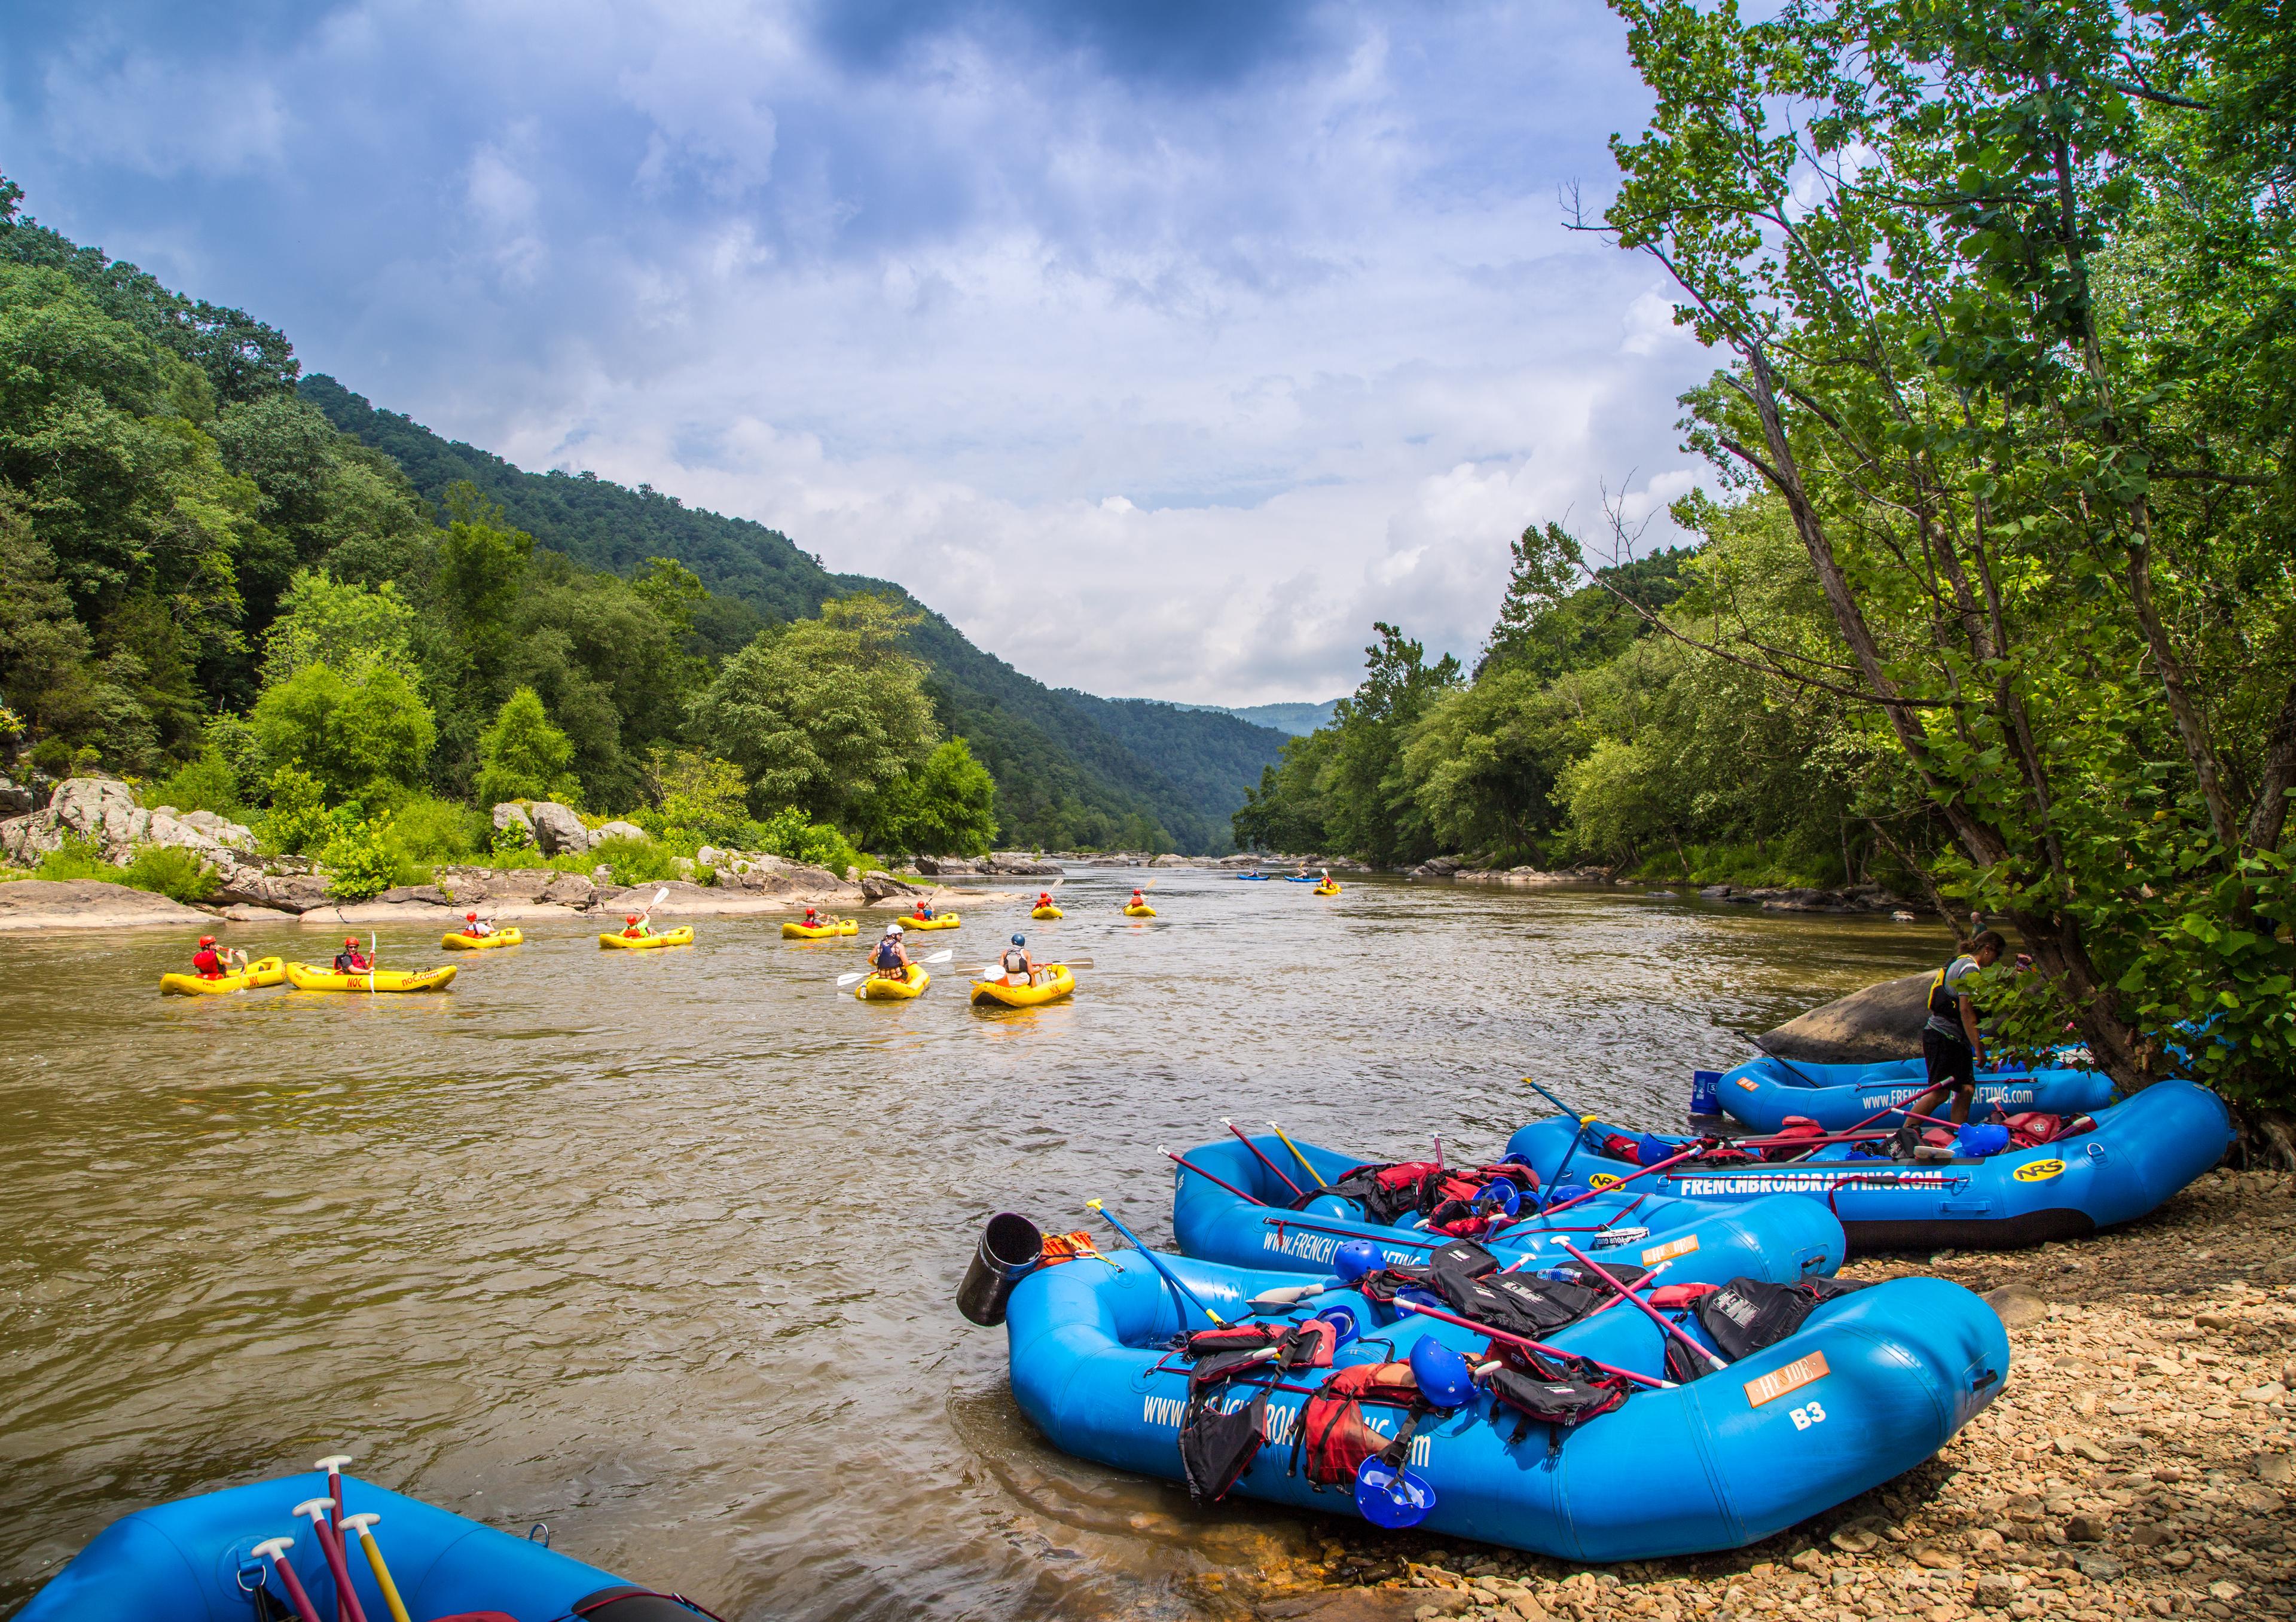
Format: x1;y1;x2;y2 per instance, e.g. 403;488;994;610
985;853;1062;876
525;802;590;857
593;820;648;844
0;778;250;866
1757;970;1934;1064
0;775;34;817
0;878;213;930
491;802;535;842
860;871;923;902
212;869;332;914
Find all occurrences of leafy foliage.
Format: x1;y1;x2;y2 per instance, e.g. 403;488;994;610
857;738;1001;856
321;814;399;902
473;686;578;808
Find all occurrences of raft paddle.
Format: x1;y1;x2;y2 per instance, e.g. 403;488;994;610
1388;1298;1673;1388
1161;1145;1268;1206
251;1537;326;1622
368;932;376;996
1557;1240;1728;1371
1538;1144;1708;1218
336;1516;411;1622
1267;1120;1329;1189
1522;1076;1585;1121
1085;1199;1227;1327
294;1499;369;1622
836;948;953;988
1220;1119;1304;1199
1536;1116;1598;1213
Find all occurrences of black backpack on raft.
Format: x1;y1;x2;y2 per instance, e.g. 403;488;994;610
1692;1275;1868;1364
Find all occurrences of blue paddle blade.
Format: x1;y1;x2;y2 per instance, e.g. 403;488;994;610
1354;1457;1437;1529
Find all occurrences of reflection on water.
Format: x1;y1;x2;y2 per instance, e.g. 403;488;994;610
0;874;1947;1618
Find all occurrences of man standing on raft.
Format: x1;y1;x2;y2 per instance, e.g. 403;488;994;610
1896;930;2006;1155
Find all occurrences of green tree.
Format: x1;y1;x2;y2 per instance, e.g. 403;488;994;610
689;594;939;821
473;686;578;807
858;738;1001;856
1595;0;2296;1099
1317;624;1463;865
252;661;436;805
435;481;534;698
649;748;750;839
262;570;422;685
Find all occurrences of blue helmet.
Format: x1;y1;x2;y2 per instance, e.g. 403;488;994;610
1011;933;1025;946
1409;1337;1476;1409
1332;1239;1382;1283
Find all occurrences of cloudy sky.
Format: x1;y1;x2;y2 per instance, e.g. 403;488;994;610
1;0;1715;706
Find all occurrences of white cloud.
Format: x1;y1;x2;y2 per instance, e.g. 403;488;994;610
5;0;1720;704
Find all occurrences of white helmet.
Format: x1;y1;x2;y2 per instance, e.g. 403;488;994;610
887;923;905;936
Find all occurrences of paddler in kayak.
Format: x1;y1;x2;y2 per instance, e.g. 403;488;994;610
911;897;938;923
460;910;496;939
870;922;912;982
802;905;825;930
190;934;245;980
1895;929;2007;1156
1129;887;1147;909
1036;890;1055;911
620;914;652;940
333;936;372;973
999;932;1040;988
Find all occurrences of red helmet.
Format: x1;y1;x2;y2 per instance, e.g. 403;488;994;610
625;915;640;924
465;911;478;921
344;936;359;946
198;934;216;946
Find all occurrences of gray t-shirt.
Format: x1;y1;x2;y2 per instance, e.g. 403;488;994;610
1925;954;1981;1043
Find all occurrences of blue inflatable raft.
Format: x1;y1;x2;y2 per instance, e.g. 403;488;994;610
1715;1051;2116;1133
1506;1080;2233;1252
999;1243;2008;1560
1170;1133;1845;1285
17;1467;707;1621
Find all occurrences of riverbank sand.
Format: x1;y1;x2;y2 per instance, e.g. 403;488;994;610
1219;1166;2293;1622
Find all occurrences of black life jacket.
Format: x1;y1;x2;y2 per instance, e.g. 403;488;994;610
1486;1360;1633;1450
1175;1320;1335;1504
1692;1275;1868;1363
875;940;902;970
1360;1241;1651;1342
1928;957;1979;1022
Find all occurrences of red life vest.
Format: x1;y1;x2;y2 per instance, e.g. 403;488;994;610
192;949;224;979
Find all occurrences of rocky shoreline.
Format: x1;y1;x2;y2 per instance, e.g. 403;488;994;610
1214;1168;2294;1622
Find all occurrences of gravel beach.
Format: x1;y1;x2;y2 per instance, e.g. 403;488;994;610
1226;1166;2295;1622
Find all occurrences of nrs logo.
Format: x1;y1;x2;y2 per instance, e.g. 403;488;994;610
2013;1158;2066;1183
1589;1173;1623;1191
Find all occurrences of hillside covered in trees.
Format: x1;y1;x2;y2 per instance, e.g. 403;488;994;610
0;178;1286;858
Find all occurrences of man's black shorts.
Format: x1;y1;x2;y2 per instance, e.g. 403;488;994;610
1922;1028;1977;1092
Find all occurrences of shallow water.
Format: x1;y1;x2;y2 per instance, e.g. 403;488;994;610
0;872;1949;1618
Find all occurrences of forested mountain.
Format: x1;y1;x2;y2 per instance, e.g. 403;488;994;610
300;378;1283;851
1168;699;1339;736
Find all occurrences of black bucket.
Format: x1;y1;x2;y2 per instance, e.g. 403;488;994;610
957;1212;1045;1326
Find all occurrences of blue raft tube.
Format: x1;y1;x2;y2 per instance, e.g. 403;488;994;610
16;1465;711;1622
1506;1080;2234;1253
1714;1050;2115;1134
978;1232;2008;1562
1168;1132;1845;1287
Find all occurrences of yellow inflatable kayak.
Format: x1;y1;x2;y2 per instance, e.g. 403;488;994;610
599;927;695;950
284;961;457;993
1123;904;1157;917
1030;906;1064;920
782;919;859;939
856;963;930;1000
441;927;524;950
902;914;961;930
160;955;286;995
970;964;1076;1007
1312;884;1342;896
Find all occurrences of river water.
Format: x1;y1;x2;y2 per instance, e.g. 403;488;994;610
0;871;1949;1619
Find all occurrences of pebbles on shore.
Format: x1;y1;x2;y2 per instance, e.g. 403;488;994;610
1214;1167;2295;1622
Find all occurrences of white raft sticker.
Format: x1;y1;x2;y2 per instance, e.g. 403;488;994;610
1744;1350;1830;1409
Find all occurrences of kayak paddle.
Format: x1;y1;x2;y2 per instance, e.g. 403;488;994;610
837;948;954;988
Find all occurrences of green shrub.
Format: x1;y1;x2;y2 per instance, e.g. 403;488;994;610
146;748;245;817
322;814;400;901
585;834;682;887
753;807;863;875
261;764;334;854
121;844;221;903
29;738;71;778
32;835;114;884
385;795;484;870
647;748;749;840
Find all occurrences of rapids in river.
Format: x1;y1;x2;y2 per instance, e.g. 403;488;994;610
0;870;1949;1619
